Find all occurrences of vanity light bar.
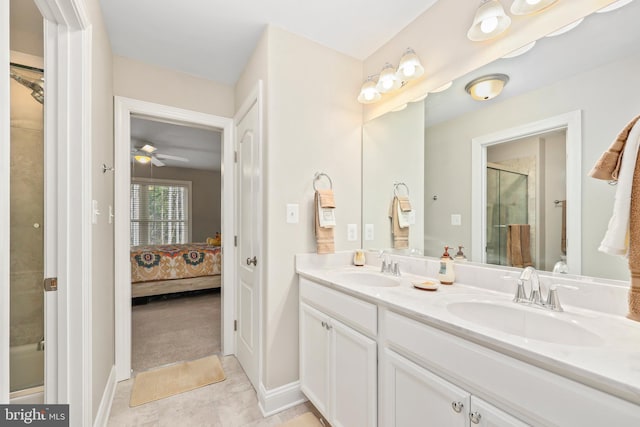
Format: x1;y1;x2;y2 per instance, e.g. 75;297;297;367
358;48;424;104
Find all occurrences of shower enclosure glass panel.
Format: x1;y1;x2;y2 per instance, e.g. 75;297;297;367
486;167;528;266
9;64;45;393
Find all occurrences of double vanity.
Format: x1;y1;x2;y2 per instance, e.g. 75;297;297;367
296;252;640;426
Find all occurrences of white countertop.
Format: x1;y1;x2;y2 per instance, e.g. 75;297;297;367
296;252;640;407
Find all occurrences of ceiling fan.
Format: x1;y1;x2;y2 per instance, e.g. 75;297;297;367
131;143;189;167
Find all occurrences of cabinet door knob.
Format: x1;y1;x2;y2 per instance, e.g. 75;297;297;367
321;321;326;328
469;411;482;424
451;401;464;413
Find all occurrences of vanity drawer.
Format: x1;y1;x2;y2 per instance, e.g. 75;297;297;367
299;277;377;337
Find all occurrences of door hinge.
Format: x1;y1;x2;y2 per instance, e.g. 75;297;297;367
234;235;238;247
234;151;238;163
43;277;58;292
234;320;238;331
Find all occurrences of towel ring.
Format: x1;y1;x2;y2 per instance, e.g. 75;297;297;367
313;172;333;191
393;182;410;197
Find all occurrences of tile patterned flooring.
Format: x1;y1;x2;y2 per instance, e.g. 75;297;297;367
107;291;318;426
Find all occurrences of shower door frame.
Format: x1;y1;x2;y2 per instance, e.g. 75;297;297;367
1;0;94;425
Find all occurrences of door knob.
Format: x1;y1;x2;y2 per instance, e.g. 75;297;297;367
246;256;257;266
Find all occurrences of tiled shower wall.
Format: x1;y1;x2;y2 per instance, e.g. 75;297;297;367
9;71;44;347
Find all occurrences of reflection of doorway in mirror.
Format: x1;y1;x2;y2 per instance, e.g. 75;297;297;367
485;131;566;271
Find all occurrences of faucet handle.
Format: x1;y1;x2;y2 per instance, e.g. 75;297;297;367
546;284;578;312
513;280;528;302
392;261;401;276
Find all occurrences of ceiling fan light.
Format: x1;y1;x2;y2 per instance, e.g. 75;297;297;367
510;0;558;15
597;0;634;13
134;154;151;164
397;48;424;80
467;0;511;41
377;63;402;93
358;76;382;104
465;73;509;101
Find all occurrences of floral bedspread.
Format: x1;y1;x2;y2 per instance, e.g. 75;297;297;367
131;243;221;283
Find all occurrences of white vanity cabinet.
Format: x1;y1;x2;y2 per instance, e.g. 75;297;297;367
299;278;377;427
381;348;528;427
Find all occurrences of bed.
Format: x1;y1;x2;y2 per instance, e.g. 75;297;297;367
130;243;222;298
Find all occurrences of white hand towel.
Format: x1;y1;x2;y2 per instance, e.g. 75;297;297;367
397;203;411;228
599;120;640;256
317;197;336;228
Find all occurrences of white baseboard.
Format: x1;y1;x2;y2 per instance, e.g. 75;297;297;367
93;365;117;427
258;380;307;417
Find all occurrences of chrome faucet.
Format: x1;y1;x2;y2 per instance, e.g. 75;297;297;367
378;250;391;273
513;266;544;306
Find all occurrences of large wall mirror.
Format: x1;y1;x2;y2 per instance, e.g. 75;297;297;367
362;2;640;281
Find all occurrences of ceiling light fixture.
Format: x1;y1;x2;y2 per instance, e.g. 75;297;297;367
467;0;512;41
501;41;536;58
134;154;152;164
358;76;382;104
545;17;584;37
596;0;634;13
510;0;558;15
465;73;509;101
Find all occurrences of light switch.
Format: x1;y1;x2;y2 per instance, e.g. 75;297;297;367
92;200;100;224
286;203;299;224
365;224;374;241
451;214;461;226
347;224;358;241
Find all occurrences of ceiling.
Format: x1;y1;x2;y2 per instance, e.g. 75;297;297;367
131;118;222;171
99;0;439;85
425;1;640;127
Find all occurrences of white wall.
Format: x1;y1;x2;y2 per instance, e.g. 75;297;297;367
235;25;362;390
362;0;617;119
363;101;424;252
425;55;640;280
85;0;115;421
113;56;235;118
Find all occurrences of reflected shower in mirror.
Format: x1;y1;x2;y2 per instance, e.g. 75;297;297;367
362;2;640;280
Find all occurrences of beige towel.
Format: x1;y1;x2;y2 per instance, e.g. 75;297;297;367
507;224;532;268
627;155;640;321
398;196;412;212
389;196;409;249
589;114;640;181
314;190;334;254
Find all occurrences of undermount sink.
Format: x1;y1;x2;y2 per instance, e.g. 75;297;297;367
446;301;604;347
335;270;401;287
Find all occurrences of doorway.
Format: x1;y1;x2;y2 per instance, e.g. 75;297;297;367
114;97;235;381
128;117;224;373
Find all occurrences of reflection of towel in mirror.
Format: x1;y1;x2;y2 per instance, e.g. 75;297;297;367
506;224;532;268
315;190;335;254
389;196;409;249
628;146;640;321
598;119;640;256
589;114;640;180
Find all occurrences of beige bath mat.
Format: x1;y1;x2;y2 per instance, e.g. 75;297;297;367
279;412;323;427
130;355;225;407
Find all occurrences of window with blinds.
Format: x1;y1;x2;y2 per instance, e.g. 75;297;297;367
130;179;191;246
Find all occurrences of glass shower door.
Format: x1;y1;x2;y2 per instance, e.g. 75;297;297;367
9;63;45;395
486;167;528;266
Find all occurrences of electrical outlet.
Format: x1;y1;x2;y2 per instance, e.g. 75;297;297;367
365;224;374;241
347;224;358;241
286;204;299;224
451;214;461;226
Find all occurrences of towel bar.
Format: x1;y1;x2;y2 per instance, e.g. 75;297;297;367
394;182;410;197
313;172;333;191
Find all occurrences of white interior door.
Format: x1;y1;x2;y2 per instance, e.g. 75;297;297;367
235;87;262;391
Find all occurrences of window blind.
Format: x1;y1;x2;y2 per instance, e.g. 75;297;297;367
130;180;190;246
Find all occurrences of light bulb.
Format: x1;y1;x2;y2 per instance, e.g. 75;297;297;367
382;79;394;91
526;0;541;4
480;16;499;34
403;63;416;77
364;90;375;101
